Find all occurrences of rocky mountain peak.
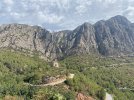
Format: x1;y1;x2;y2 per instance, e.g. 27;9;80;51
108;15;131;26
94;15;134;56
0;15;134;60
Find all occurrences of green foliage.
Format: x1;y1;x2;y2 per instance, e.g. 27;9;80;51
0;50;134;100
48;93;66;100
60;55;134;100
64;91;75;100
0;49;66;99
97;88;105;100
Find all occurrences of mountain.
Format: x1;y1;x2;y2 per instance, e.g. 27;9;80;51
0;15;134;61
94;15;134;56
54;23;98;57
0;24;54;60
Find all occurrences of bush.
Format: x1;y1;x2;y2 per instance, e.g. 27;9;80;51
97;88;105;100
49;93;66;100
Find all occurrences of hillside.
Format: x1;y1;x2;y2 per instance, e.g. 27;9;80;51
0;50;103;100
0;50;134;99
0;15;134;61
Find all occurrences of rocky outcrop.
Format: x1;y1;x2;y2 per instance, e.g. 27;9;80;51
0;15;134;61
94;15;134;56
76;93;94;100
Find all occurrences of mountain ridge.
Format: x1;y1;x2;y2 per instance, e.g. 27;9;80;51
0;15;134;61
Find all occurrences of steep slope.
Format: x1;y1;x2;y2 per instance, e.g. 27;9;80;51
57;16;134;57
54;23;98;57
0;15;134;60
0;24;56;60
0;23;97;60
67;23;98;55
94;15;134;56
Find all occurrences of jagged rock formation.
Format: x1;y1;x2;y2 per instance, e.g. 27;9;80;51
0;15;134;61
57;23;98;56
94;15;134;56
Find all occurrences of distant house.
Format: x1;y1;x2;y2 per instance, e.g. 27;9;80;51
52;60;59;67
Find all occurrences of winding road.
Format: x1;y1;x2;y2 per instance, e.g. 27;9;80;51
105;93;113;100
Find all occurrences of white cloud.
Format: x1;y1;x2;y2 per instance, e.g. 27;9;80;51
75;5;87;15
0;0;134;30
126;6;134;12
123;6;134;20
128;0;134;3
37;11;64;24
3;0;14;5
96;0;116;4
75;0;92;15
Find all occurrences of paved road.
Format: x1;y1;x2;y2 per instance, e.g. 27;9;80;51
105;92;113;100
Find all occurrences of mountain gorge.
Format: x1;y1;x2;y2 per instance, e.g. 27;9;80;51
0;15;134;61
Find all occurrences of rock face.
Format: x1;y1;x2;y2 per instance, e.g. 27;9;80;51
94;15;134;56
54;23;98;57
0;15;134;60
0;24;53;60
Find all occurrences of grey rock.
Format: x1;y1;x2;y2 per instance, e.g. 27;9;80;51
94;15;134;56
0;15;134;61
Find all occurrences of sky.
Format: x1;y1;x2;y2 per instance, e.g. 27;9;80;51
0;0;134;31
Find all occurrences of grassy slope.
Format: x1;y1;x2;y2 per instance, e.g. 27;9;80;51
0;50;134;100
60;55;134;100
0;50;67;99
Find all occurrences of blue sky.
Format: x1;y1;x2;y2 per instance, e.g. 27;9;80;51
0;0;134;31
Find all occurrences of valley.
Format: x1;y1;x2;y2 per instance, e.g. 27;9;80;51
0;49;134;100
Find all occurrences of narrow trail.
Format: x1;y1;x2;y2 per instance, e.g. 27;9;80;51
118;87;134;91
84;62;134;71
24;78;66;87
105;62;134;67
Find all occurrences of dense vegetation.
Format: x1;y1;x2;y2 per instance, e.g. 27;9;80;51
0;49;67;99
60;55;134;100
0;49;134;100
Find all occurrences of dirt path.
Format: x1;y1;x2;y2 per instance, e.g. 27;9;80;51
24;74;75;87
24;78;66;87
84;62;134;71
